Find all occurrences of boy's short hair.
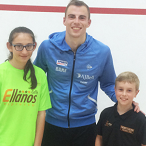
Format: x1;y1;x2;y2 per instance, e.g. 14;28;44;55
115;71;140;90
65;0;90;19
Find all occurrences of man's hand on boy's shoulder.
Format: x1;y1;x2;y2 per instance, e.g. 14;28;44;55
133;101;145;115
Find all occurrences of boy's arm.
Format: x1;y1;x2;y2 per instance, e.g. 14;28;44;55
34;111;46;146
95;135;102;146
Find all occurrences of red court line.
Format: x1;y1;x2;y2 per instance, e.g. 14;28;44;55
0;4;66;12
0;4;146;15
91;7;146;15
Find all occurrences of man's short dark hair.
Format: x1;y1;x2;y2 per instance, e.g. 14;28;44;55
65;0;90;19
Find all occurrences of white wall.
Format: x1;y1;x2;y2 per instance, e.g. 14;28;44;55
0;0;146;120
1;0;146;8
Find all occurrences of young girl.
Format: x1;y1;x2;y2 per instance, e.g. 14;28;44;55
0;27;52;146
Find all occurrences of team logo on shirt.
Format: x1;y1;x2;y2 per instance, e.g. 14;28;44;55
56;60;68;66
87;64;92;69
77;73;94;80
55;67;67;73
3;89;37;105
120;125;134;134
105;120;112;127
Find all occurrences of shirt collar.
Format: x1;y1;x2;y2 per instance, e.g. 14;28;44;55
114;103;135;120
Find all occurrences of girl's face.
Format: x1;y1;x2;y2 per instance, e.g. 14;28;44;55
7;33;36;69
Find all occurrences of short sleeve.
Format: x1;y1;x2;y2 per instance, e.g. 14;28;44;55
96;111;105;136
38;71;52;111
138;119;146;145
0;65;3;104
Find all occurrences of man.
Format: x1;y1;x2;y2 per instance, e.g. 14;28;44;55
34;0;139;145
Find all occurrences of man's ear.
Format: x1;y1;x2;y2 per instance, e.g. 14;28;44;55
63;17;66;26
87;19;91;28
7;42;12;52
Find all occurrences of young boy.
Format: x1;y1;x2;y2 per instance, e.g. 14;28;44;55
95;71;146;146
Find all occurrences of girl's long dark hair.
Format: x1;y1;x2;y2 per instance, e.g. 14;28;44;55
8;27;37;89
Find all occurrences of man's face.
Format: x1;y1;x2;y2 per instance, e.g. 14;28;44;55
115;81;139;108
63;5;91;39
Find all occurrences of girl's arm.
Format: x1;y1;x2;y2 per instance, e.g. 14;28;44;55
95;135;102;146
34;110;46;146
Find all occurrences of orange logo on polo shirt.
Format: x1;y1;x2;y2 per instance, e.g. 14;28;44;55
105;121;112;127
3;89;37;103
120;125;134;134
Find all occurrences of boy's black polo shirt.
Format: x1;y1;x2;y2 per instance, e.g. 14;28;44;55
97;103;146;146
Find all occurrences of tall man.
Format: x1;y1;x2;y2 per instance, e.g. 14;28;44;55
34;0;117;145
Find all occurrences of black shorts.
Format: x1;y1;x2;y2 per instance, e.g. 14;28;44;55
41;121;97;146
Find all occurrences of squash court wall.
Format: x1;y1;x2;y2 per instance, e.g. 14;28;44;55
0;0;146;120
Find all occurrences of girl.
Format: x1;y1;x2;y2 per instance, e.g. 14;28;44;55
0;27;52;146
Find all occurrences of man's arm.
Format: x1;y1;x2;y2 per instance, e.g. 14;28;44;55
33;41;48;72
99;47;117;102
95;135;102;146
34;111;46;146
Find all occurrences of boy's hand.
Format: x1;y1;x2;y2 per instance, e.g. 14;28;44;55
133;101;145;115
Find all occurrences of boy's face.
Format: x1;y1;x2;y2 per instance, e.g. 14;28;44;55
115;81;139;108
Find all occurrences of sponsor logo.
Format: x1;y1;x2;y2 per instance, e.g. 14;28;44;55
3;89;37;104
105;121;112;127
77;73;94;80
120;125;134;134
56;67;67;73
87;64;92;69
80;81;88;84
56;60;68;66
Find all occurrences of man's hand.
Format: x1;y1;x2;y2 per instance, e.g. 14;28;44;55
133;101;145;115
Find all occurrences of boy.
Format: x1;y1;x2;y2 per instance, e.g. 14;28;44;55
95;71;146;146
